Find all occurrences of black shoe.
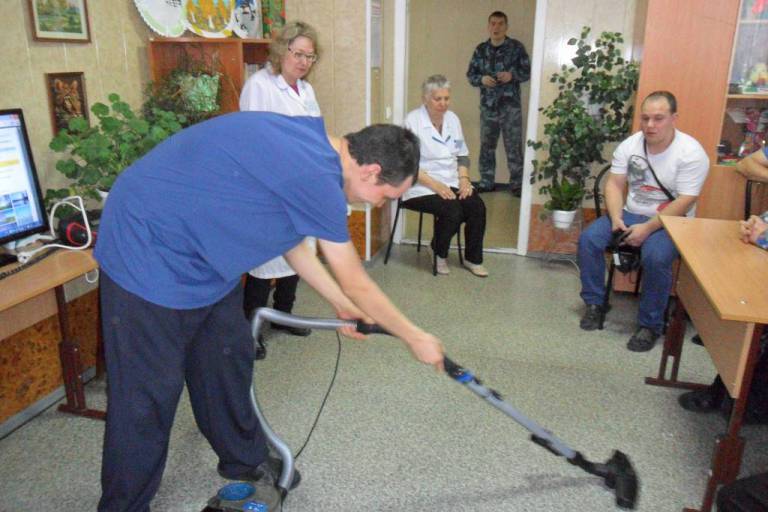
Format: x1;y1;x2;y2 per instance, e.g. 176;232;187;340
218;456;301;490
472;181;495;193
255;335;266;360
678;387;722;413
271;323;311;336
691;334;703;346
627;327;660;352
580;304;605;331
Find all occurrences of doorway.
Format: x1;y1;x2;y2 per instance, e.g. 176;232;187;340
400;0;537;252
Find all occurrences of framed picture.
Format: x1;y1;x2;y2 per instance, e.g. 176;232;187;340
29;0;91;43
45;72;88;135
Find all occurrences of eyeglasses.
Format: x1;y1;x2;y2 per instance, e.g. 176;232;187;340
287;47;318;63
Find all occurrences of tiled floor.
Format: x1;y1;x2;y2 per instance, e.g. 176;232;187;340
2;251;767;511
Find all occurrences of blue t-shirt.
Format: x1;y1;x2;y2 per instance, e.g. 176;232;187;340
94;112;349;309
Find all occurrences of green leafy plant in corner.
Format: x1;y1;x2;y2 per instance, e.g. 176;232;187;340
528;26;639;212
46;93;185;208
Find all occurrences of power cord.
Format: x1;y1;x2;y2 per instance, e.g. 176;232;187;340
293;332;342;459
274;331;343;512
15;196;94;264
0;246;60;280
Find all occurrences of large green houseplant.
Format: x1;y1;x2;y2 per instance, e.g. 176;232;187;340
46;93;185;206
528;27;639;221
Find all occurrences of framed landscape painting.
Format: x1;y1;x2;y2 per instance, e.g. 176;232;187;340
29;0;91;43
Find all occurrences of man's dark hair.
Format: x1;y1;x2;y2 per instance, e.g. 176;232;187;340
643;90;677;114
488;11;508;23
345;124;420;186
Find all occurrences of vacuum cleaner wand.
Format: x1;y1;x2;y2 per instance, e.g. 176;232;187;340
442;356;639;509
250;310;638;509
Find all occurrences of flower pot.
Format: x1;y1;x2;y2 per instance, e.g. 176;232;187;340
552;209;577;229
97;189;109;202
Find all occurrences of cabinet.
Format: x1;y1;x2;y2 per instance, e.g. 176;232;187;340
147;37;382;260
148;37;270;113
713;2;768;218
632;0;768;220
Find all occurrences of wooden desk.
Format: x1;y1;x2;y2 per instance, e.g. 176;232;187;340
0;249;104;420
646;216;768;512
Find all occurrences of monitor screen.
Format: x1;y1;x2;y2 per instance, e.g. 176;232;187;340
0;109;49;246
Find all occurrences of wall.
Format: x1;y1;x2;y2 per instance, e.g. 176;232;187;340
0;0;369;192
407;1;535;185
0;1;150;195
526;0;638;253
531;0;638;206
287;1;367;137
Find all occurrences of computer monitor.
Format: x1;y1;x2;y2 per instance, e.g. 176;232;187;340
0;109;49;247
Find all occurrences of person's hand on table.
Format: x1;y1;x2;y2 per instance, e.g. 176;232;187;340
740;215;768;245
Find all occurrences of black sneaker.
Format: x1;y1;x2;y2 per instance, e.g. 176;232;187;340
627;327;660;352
271;323;311;337
218;456;301;490
579;304;604;331
472;181;495;193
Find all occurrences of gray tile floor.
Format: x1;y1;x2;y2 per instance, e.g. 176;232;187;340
2;249;768;511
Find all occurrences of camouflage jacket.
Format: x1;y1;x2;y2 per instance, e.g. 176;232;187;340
466;37;530;110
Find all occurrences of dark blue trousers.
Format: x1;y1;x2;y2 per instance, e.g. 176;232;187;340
98;272;268;512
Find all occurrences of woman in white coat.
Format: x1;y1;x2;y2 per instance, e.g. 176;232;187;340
240;21;321;338
403;75;488;277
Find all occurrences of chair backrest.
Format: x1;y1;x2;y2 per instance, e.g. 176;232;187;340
593;164;613;218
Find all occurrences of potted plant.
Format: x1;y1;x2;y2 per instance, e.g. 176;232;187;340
46;93;185;208
142;54;223;128
528;27;639;229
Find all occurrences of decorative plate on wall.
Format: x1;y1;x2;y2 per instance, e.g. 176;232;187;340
233;0;263;39
184;0;235;38
134;0;188;37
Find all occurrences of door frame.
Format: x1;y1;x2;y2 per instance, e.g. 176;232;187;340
385;0;548;256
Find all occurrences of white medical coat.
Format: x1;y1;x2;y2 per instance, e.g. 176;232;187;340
403;105;469;201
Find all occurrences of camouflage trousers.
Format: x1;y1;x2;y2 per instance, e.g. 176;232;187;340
478;106;523;189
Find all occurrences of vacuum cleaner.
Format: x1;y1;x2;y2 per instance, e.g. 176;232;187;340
206;308;639;511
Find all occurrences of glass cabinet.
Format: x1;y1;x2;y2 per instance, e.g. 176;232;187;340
718;0;768;165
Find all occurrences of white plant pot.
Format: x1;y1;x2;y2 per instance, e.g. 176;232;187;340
97;189;109;202
552;209;577;230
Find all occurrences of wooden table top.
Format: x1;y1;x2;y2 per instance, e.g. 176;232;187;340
662;216;768;324
0;249;97;312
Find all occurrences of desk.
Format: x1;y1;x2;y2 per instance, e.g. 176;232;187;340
0;249;104;420
646;216;768;512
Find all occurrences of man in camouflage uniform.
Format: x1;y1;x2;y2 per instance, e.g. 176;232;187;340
466;11;530;195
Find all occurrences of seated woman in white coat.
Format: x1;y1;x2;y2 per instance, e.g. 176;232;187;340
239;21;321;339
402;75;488;277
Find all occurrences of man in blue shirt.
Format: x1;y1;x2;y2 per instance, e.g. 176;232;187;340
94;112;445;511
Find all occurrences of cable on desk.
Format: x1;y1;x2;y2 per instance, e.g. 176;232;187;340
0;246;60;281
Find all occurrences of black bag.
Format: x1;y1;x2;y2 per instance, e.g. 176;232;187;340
717;472;768;511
